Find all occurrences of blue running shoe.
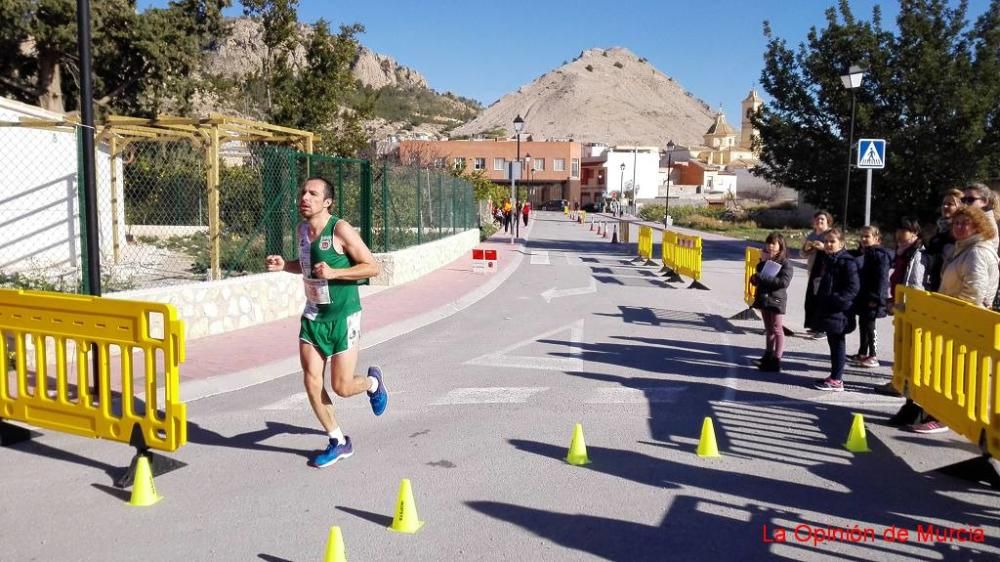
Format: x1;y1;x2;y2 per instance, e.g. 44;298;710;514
367;366;388;416
311;436;353;468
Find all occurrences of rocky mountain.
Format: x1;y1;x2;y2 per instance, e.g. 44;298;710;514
206;18;428;90
451;47;716;147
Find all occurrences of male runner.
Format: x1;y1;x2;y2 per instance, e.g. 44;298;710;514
265;176;388;468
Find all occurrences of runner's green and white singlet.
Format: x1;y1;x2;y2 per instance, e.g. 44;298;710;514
298;215;362;322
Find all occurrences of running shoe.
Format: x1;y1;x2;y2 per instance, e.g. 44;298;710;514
311;436;354;468
858;357;880;368
910;421;948;434
813;378;844;392
367;366;388;416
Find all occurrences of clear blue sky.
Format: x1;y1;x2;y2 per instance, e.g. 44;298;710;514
141;0;991;122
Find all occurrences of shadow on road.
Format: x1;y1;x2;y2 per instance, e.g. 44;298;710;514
186;420;325;460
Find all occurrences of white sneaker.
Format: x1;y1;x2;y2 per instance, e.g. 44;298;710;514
859;357;880;368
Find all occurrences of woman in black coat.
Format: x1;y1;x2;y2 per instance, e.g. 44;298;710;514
809;228;861;391
750;232;794;372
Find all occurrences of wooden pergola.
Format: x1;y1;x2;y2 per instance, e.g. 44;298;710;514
1;114;315;280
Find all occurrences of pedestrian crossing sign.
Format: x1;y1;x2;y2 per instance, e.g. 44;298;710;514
857;139;886;169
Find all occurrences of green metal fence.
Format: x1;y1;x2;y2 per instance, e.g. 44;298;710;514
220;148;479;277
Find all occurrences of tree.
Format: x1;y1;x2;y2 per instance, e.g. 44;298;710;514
0;0;229;114
754;0;1000;227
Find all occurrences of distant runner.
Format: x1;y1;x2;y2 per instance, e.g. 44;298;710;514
265;176;388;468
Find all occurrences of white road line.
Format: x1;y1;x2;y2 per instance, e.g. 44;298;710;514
584;386;687;404
430;387;548;405
465;319;585;372
529;251;550;265
261;393;308;410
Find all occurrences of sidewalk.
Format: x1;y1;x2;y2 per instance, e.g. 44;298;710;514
178;222;534;402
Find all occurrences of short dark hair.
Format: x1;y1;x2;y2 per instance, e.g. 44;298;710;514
897;216;922;237
304;176;335;201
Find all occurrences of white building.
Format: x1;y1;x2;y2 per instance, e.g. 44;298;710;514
603;146;661;201
0;97;124;274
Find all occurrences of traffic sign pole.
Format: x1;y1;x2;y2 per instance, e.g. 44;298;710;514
864;169;873;226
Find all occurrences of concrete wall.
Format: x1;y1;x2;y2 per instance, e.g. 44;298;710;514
107;229;479;340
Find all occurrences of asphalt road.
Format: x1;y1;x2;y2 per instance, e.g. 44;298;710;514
3;212;999;561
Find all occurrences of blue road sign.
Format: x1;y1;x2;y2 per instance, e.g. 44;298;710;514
857;139;886;169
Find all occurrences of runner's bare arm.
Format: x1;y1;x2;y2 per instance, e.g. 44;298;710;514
265;255;302;274
313;221;380;281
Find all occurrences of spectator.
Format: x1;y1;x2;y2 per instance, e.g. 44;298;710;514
522;201;530;226
849;225;892;369
801;210;834;338
875;218;929;396
961;182;1000;310
923;189;964;293
810;228;861;392
503;199;513;233
750;232;794;373
908;206;999;434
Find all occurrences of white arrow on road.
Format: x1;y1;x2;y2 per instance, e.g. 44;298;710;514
540;277;597;303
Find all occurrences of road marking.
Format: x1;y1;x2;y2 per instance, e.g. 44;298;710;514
430;387;548;405
465;319;584;372
584;386;687;404
541;277;598;303
261;393;308;410
529;251;550;265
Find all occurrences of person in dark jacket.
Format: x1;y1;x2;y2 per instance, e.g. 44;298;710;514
810;228;861;391
750;232;794;372
849;225;893;368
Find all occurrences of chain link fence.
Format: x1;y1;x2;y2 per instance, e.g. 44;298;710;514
1;120;479;294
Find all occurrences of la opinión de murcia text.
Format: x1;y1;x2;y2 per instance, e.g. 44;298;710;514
761;524;986;546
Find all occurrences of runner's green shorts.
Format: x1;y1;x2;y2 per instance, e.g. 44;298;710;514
299;310;362;357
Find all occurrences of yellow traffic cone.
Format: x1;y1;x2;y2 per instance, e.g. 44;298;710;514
323;526;347;562
696;417;720;458
128;455;162;506
388;479;424;534
844;413;871;453
565;423;591;465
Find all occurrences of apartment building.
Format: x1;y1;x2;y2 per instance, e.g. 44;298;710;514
398;138;583;205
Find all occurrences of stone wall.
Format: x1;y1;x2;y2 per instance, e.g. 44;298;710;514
107;229;479;340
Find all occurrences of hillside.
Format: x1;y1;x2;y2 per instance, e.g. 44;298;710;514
451;47;716;146
205;18;479;136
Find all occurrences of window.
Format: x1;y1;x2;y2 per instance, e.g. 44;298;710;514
433;158;445;169
533;158;544;171
553;158;566;172
453;157;466;170
474;157;486;170
571;158;580;178
494;157;505;171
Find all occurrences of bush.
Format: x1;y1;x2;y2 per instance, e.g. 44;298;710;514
613;61;624;69
585;64;594;72
480;223;497;241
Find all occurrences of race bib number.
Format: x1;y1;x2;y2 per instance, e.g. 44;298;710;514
304;278;331;305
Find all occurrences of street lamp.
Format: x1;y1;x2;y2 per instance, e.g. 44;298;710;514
664;140;675;228
512;114;524;243
619;162;626;217
840;64;864;229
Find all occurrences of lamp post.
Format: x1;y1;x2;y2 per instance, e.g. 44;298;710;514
512;114;524;243
664;140;675;228
631;146;638;215
840;64;864;229
619;162;626;217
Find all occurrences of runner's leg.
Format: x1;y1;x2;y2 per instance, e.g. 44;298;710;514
300;341;337;432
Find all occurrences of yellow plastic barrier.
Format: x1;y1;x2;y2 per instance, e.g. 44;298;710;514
0;289;187;452
580;211;587;224
637;226;653;260
673;232;703;282
893;286;999;458
744;247;762;306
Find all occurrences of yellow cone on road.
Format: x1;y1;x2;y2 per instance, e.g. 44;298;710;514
388;479;424;534
128;455;162;506
565;423;591;465
323;526;347;562
844;413;872;453
697;417;720;458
